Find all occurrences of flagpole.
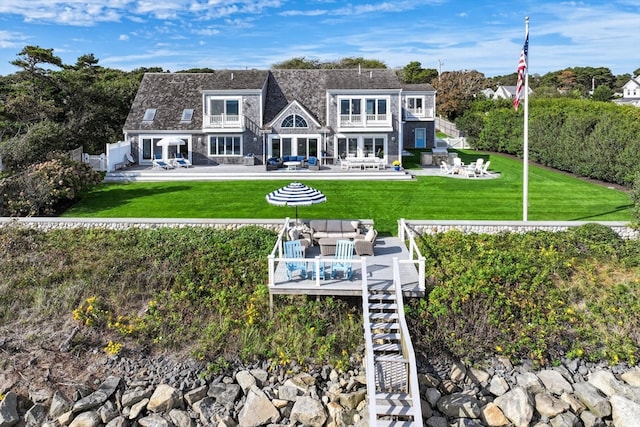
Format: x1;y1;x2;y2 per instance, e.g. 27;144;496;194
522;17;530;221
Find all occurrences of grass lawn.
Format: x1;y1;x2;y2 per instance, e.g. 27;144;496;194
64;151;633;234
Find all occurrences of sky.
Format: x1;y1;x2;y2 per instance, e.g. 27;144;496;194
0;0;638;77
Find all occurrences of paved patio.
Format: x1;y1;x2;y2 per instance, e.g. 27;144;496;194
104;163;498;182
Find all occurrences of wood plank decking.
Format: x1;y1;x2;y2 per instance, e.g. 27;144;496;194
269;236;424;298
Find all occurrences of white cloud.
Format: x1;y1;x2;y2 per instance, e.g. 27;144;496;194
119;34;130;41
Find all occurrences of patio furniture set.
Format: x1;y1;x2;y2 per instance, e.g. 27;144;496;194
283;219;378;280
267;155;320;171
339;155;386;171
440;157;491;178
152;153;192;170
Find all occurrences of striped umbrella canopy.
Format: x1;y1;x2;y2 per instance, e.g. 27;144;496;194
265;182;326;222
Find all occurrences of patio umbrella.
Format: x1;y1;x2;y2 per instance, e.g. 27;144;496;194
157;136;185;160
265;182;326;223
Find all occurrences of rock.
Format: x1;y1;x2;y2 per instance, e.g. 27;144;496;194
537;370;573;395
57;410;74;426
0;392;20;427
208;383;241;406
338;390;366;411
426;416;448;427
168;409;194;427
610;395;640;427
105;415;129;427
420;399;433;419
69;411;102;427
489;376;510;397
440;379;459;394
290;396;328;427
580;411;605;427
73;391;109;413
468;368;491;385
494;386;534;427
97;376;122;399
549;411;578;427
277;385;299;402
237;386;280;427
589;370;640;402
147;384;183;412
138;413;173;426
560;392;586;413
28;389;51;404
284;373;316;394
121;389;153;408
425;387;441;407
436;393;482;418
49;390;73;418
250;368;269;386
620;368;640;387
420;373;440;388
98;400;119;424
192;397;216;425
24;403;47;427
217;415;238;427
535;392;570;418
235;371;256;394
128;398;149;419
516;372;545;394
481;402;510;426
183;385;207;406
451;361;467;382
572;382;611;418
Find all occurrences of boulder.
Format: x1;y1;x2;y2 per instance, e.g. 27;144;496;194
610;395;640;427
494;386;534;427
573;382;611;418
69;411;101;427
481;402;510;426
0;392;20;427
537;370;573;395
147;384;183;413
290;396;328;427
488;376;510;397
549;411;578;427
235;371;256;394
238;386;280;427
589;370;640;403
535;392;570;418
436;393;482;418
138;414;173;426
620;368;640;387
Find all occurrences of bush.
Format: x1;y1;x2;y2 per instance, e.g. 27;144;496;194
0;153;102;216
630;172;640;226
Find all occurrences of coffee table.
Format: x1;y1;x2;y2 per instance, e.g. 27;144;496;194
318;237;340;255
284;161;301;170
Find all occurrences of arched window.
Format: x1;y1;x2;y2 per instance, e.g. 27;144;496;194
281;114;308;128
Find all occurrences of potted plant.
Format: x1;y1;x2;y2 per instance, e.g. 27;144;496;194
393;160;401;171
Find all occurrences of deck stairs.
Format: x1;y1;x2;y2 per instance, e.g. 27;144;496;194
362;257;423;426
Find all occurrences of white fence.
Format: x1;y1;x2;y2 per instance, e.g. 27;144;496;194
105;140;132;172
83;153;107;171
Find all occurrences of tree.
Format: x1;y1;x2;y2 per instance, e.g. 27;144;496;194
592;85;613;101
398;61;438;84
272;57;321;69
332;57;387;69
10;45;63;75
432;70;487;120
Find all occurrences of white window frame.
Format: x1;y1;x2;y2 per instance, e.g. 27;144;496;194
208;135;242;156
205;96;242;128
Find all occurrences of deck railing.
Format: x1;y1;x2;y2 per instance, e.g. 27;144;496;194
398;218;426;293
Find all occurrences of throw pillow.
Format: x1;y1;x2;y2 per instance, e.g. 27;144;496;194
289;228;299;240
365;228;376;242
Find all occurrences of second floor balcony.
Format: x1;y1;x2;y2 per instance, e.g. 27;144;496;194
404;107;434;120
339;113;391;129
205;114;243;129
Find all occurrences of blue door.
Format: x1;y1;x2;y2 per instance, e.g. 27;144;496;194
415;128;426;148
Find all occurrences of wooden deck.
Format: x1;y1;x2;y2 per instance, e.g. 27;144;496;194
269;236;425;298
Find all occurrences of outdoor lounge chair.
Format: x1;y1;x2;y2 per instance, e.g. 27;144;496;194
354;228;377;256
479;160;491;176
152;153;173;170
330;240;354;279
173;152;192;168
307;156;320;170
283;240;307;280
440;161;455;175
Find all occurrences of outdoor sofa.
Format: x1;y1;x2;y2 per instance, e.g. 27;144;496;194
309;219;361;243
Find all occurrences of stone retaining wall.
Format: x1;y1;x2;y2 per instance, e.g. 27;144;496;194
401;220;638;240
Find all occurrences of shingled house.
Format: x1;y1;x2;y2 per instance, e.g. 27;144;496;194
122;69;436;167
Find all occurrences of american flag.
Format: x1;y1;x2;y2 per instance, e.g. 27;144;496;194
514;30;529;110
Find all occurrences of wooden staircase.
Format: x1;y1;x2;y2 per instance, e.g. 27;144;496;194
362;258;423;426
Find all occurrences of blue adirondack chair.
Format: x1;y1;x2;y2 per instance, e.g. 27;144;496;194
330;240;355;279
283;240;307;280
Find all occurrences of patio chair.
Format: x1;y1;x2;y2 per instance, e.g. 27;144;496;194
480;160;491;176
354;228;377;256
440;161;455;175
465;161;478;178
307;156;320;171
330;240;355;279
152;153;173;170
174;152;192;168
283;240;307;280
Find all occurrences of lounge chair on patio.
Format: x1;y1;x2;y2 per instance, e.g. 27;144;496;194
307;156;320;171
479;160;491;176
354;228;377;256
330;240;354;279
283;240;307;280
152;153;173;170
440;161;455;175
173;153;192;168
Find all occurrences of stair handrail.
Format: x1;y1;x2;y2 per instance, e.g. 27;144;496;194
391;256;423;425
360;257;379;425
398;218;426;294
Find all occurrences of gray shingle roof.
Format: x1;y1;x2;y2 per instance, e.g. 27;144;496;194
124;69;435;131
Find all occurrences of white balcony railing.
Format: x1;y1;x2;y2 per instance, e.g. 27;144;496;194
404;108;434;120
339;113;390;128
207;114;242;128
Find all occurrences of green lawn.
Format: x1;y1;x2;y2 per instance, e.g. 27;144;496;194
65;152;633;234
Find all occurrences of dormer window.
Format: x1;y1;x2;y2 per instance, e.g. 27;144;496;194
181;109;194;122
282;114;308;128
142;108;157;122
